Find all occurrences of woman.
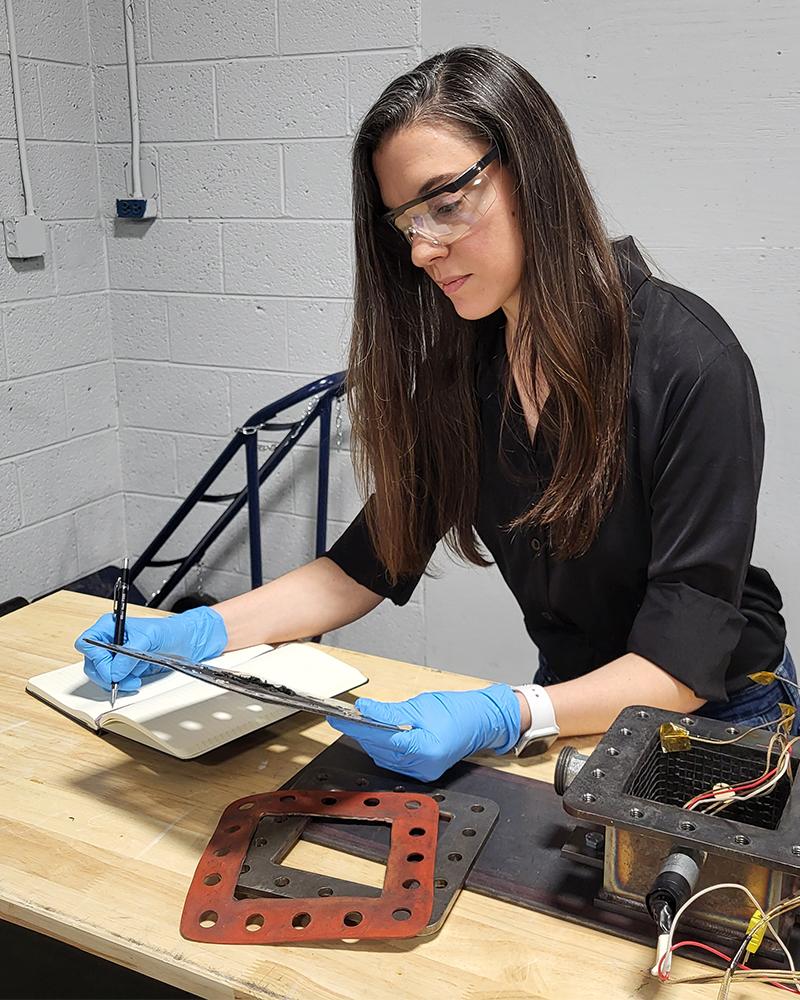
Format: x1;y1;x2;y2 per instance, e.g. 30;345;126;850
77;47;791;781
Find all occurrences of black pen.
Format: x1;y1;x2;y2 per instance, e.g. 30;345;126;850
110;557;130;708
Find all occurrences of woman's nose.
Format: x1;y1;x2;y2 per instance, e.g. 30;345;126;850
410;233;449;269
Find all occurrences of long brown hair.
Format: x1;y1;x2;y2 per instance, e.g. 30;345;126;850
349;46;629;580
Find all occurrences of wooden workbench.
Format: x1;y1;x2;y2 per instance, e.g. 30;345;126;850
0;591;765;999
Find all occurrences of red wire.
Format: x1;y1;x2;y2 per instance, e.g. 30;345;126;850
684;763;781;809
659;940;800;993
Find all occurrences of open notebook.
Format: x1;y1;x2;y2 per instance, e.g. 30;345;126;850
26;643;367;759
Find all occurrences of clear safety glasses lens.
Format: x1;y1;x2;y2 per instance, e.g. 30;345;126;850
393;172;497;247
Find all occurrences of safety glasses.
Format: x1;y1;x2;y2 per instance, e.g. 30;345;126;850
383;145;500;246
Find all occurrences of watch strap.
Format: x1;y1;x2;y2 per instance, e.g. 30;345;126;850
511;683;560;756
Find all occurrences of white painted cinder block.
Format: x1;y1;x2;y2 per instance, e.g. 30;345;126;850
0;461;21;536
107;220;222;292
280;0;417;54
17;428;121;524
286;299;350;374
88;64;219;144
64;361;118;438
87;0;150;66
0;59;40;140
222;221;353;297
0;313;6;380
347;50;416;131
10;0;90;64
326;596;426;665
50;221;108;294
110;292;170;360
0;372;67;458
119;427;178;496
38;64;95;143
117;360;230;436
27;142;100;220
93;66;130;144
137;64;217;142
149;0;279;62
0;513;80;603
4;294;110;377
167;296;288;370
283;139;352;219
158;143;282;219
74;492;126;577
0;141;26;217
217;57;348;139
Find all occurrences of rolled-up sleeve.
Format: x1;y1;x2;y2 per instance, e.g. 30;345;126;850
627;344;763;701
323;501;425;606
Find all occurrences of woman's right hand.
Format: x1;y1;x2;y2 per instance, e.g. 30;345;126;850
75;605;228;693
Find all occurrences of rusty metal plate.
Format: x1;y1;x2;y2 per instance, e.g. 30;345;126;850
238;767;499;934
180;789;438;944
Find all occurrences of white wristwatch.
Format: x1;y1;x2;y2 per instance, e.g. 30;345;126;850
512;684;560;756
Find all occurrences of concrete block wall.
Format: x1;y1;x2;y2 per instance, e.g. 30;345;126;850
91;0;445;669
0;0;122;605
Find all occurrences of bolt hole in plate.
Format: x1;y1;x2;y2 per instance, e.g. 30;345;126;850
180;790;439;944
237;768;499;936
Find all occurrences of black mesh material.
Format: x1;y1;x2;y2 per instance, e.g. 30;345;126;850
624;733;793;830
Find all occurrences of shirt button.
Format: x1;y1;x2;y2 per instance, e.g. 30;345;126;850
541;611;554;622
530;538;541;553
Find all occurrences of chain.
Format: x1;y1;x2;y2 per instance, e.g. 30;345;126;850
235;393;323;436
195;560;207;599
335;394;343;450
235;388;344;453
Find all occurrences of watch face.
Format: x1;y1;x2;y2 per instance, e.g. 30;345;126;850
519;731;559;757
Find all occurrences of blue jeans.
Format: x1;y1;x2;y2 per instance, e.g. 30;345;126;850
533;646;800;736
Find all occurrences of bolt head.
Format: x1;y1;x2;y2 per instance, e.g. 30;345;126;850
584;830;604;850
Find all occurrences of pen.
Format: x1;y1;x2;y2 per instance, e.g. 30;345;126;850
110;557;130;708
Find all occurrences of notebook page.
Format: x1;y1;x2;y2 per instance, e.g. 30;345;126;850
25;645;272;727
101;643;367;757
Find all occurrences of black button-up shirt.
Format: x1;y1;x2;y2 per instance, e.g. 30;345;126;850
325;237;786;702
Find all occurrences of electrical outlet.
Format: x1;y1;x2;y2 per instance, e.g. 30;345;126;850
4;214;46;258
116;156;159;221
116;197;157;219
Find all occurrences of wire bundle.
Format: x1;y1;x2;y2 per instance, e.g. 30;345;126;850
653;704;800;995
656;884;800;995
683;731;799;817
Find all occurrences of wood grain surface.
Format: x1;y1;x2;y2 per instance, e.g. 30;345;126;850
0;591;764;998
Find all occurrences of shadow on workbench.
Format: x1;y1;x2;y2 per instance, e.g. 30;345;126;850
0;920;199;999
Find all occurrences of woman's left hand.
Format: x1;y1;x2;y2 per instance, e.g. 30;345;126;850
327;684;521;782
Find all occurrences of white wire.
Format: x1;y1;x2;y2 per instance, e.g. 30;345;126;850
4;0;35;213
123;0;142;198
656;882;795;980
704;754;791;816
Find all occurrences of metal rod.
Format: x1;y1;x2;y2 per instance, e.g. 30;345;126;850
245;433;263;589
315;395;333;558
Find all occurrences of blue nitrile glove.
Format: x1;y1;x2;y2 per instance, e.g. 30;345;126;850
75;605;228;694
327;684;521;782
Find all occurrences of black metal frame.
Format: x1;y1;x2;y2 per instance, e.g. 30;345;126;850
130;372;346;609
